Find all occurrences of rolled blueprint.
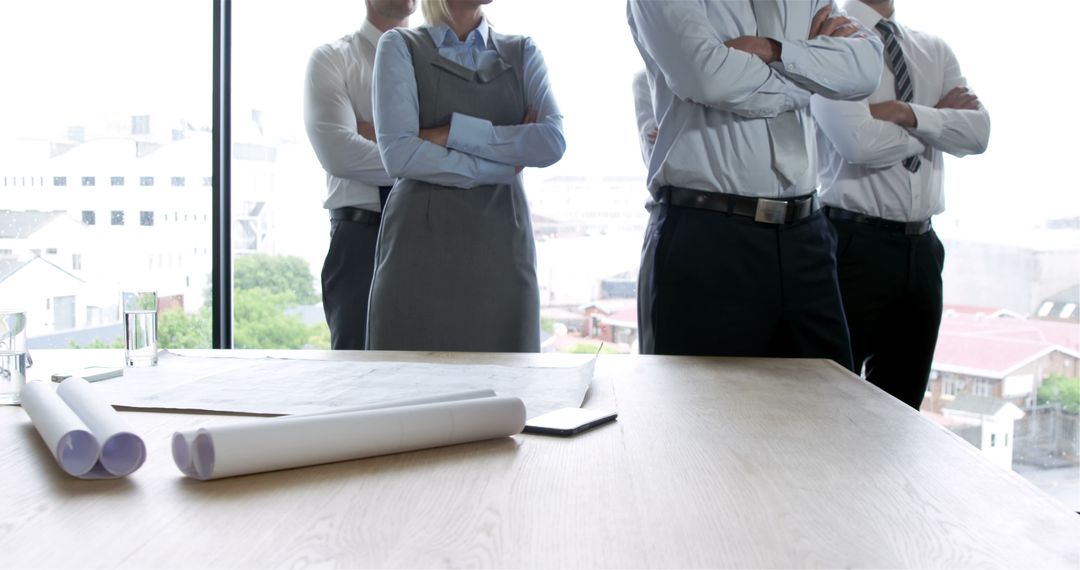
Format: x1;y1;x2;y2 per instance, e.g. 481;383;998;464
172;389;497;478
20;378;147;478
173;393;525;480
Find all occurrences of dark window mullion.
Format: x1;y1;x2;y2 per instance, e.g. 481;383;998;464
212;0;232;348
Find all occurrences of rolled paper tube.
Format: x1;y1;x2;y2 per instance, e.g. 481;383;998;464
171;389;497;477
57;377;146;477
184;395;526;480
19;381;100;477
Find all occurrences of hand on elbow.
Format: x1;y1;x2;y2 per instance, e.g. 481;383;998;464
418;124;450;147
870;101;917;129
357;121;377;142
936;87;980;110
809;6;859;39
724;36;780;64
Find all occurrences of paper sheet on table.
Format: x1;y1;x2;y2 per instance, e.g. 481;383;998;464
92;351;596;419
172;390;525;480
20;378;147;479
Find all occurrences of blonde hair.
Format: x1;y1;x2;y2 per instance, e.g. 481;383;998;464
421;0;453;26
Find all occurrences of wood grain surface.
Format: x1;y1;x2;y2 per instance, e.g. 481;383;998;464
1;350;1077;568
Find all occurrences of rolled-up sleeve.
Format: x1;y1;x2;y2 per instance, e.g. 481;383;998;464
373;30;517;188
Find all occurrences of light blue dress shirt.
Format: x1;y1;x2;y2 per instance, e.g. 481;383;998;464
373;19;565;189
628;0;884;198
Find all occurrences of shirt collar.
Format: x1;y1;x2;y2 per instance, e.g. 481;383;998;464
358;19;384;49
843;1;904;38
426;17;491;49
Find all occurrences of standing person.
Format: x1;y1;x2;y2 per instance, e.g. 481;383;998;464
368;0;565;352
812;0;990;408
304;0;417;350
627;1;883;366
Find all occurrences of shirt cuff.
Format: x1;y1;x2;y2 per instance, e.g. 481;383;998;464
773;39;809;76
447;112;493;154
909;104;943;140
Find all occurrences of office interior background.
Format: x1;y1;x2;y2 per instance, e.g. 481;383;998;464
1;1;1077;511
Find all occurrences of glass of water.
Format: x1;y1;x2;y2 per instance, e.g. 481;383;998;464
122;290;158;367
1;309;28;405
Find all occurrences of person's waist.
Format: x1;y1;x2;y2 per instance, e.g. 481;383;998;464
323;179;392;207
823;206;931;236
657;186;820;225
329;206;382;224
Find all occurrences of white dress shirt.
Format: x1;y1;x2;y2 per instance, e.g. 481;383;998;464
813;1;991;222
304;20;394;212
632;69;657;167
627;0;883;198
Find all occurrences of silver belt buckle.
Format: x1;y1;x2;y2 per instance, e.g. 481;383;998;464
754;198;788;224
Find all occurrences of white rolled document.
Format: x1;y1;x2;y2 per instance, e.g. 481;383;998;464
20;378;147;479
173;391;525;480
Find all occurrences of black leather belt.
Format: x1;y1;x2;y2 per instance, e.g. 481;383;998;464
329;207;381;225
660;186;819;225
824;206;931;236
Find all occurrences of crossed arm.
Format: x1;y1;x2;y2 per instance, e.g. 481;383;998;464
627;0;883;118
812;42;990;167
373;30;565;188
303;45;394;187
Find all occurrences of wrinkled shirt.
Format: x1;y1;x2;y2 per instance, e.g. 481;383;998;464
303;20;392;212
813;1;991;222
628;0;883;198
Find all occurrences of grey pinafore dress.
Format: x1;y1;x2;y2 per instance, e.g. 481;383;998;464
366;27;540;352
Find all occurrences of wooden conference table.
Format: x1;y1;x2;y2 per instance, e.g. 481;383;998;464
1;349;1078;569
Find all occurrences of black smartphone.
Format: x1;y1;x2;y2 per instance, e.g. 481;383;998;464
523;407;617;437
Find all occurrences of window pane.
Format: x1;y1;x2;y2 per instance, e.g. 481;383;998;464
229;1;360;349
898;4;1080;514
0;0;212;352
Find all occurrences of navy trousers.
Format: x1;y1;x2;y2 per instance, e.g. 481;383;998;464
831;219;945;409
637;203;853;370
321;217;380;350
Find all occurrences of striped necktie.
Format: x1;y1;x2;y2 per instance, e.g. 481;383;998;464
876;19;921;173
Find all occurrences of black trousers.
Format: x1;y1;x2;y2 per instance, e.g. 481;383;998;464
321;217;380;350
638;203;853;370
830;218;945;409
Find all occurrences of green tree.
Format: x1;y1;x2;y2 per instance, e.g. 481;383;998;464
195;253;325;348
232;254;318;305
158;308;212;349
1037;375;1080;413
233;288;315;349
70;337;124;349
